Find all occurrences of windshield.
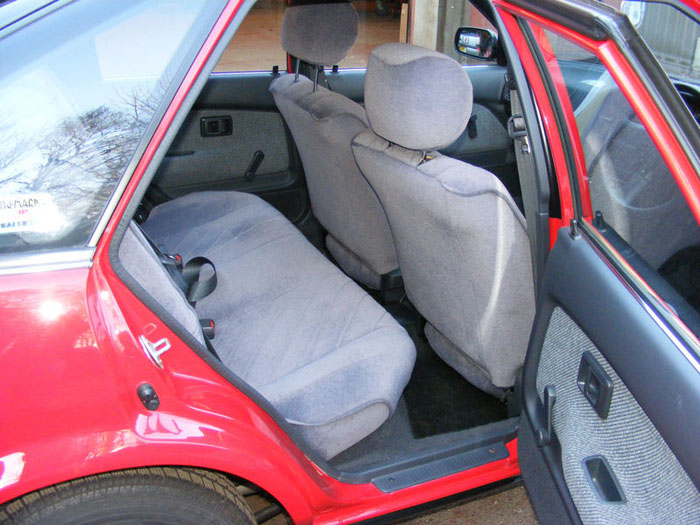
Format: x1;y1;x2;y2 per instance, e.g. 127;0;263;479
0;0;226;255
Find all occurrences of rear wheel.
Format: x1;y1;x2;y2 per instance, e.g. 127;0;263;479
0;467;256;524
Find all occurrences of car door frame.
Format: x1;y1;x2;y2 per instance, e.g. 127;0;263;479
493;0;700;521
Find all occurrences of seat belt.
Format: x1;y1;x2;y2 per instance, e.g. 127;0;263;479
135;224;221;359
507;79;545;294
136;225;217;307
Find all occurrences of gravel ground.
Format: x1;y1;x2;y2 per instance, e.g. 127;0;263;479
403;485;538;524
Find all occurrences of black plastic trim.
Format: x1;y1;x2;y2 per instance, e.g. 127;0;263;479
357;477;523;524
373;443;509;492
492;6;553;295
518;412;579;524
520;19;583;219
336;420;518;484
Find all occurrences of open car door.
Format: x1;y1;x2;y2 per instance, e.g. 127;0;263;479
494;0;700;522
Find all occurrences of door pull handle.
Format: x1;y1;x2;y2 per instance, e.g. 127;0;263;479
536;384;556;447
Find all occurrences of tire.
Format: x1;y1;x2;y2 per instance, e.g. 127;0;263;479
0;467;257;524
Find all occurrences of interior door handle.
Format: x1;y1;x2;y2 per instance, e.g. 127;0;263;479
200;116;232;137
244;150;265;181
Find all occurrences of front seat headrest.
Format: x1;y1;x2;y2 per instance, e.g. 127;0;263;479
281;2;359;66
364;43;473;151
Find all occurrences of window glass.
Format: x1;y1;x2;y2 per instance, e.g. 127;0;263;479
340;1;402;68
0;0;225;254
532;23;700;337
615;0;700;83
214;0;286;72
436;1;497;64
214;0;402;72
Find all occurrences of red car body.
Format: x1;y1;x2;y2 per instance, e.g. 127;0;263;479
1;0;699;522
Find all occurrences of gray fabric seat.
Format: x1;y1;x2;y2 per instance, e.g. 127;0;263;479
352;44;535;395
136;191;415;460
269;2;398;289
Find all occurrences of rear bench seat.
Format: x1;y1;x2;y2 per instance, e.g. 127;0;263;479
122;191;416;460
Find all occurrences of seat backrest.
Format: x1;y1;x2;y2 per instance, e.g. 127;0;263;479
269;3;397;288
352;43;535;390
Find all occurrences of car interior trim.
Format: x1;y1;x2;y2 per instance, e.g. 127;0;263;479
526;229;700;491
580;221;700;371
0;248;94;276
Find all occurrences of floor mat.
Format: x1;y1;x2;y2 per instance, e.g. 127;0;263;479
403;337;508;439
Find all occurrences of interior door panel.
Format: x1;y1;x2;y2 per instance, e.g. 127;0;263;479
154;109;291;195
152;72;310;224
153;64;518;223
520;228;700;524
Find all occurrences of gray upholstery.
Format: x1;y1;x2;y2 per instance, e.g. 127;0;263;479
119;222;205;346
364;43;473;151
424;323;504;398
141;191;416;459
352;44;534;390
154;109;289;196
537;307;700;523
326;233;382;290
270;68;398;289
281;3;358;66
353;132;534;388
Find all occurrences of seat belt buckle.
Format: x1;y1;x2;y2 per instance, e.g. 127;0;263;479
200;319;215;340
164;253;183;270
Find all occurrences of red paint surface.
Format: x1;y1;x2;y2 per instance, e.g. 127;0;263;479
496;0;700;227
498;8;576;230
6;0;700;521
0;0;520;521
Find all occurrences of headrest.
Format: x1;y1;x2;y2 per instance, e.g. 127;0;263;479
281;3;359;66
364;43;473;151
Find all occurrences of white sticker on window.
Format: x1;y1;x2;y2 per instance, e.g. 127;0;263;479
0;194;65;234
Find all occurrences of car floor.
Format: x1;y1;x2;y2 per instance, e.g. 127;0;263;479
330;334;514;473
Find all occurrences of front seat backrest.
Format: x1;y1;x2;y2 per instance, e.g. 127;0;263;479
352;43;535;394
269;2;398;290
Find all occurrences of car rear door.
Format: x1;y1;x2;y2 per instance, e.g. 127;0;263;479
494;0;700;522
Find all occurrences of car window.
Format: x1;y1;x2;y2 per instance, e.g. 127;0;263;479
215;0;286;72
616;1;700;84
531;23;700;339
0;0;226;255
436;2;498;65
214;0;403;72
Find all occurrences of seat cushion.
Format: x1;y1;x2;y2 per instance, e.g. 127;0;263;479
143;191;416;459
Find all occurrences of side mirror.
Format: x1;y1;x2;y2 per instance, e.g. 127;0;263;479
454;27;498;60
